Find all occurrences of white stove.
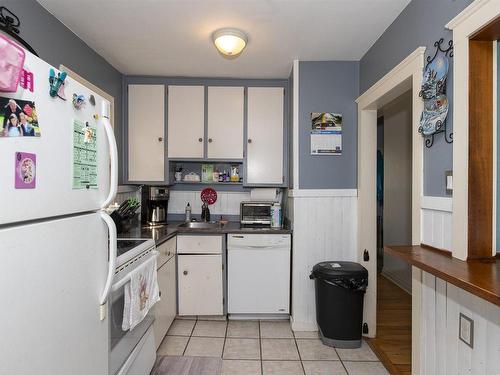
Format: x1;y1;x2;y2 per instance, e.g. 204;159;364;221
111;238;157;375
116;238;156;268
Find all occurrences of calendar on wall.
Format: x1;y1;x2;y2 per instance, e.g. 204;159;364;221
310;112;342;155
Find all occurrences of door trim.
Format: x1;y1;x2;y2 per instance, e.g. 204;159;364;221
356;47;426;344
446;0;500;260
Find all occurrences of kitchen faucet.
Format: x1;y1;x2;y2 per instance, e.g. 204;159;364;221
201;202;210;222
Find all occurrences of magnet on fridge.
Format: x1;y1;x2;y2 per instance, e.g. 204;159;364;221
72;94;86;110
93;113;99;120
19;69;34;92
82;121;94;143
48;68;67;99
15;151;36;189
89;94;96;106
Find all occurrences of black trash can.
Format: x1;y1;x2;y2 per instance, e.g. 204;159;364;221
309;261;368;349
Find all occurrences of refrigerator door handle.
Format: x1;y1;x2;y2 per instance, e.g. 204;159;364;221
99;211;117;319
101;101;118;209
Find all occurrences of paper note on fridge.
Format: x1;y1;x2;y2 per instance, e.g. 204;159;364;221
72;119;98;189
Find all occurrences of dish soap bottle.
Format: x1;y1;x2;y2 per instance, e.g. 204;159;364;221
185;202;192;222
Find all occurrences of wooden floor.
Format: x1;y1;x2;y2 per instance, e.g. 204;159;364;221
366;275;412;375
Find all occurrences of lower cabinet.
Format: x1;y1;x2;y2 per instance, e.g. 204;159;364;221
178;254;223;316
153;255;177;349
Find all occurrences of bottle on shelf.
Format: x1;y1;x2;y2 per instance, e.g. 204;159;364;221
230;165;239;182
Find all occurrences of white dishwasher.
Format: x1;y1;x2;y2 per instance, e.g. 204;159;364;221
228;233;291;317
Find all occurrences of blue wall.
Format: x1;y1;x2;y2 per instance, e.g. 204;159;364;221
360;0;473;197
298;61;359;189
1;0;124;180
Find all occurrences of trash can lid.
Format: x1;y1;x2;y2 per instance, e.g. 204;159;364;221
311;261;368;280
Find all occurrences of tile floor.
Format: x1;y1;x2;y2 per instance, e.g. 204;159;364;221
155;317;389;375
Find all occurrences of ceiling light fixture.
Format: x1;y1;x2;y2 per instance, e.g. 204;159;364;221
212;28;247;57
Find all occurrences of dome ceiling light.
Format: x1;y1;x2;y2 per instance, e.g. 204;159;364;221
212;28;248;57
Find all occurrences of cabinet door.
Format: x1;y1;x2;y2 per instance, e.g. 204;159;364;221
178;255;223;316
154;256;177;349
207;86;244;159
128;84;165;181
247;87;284;184
167;85;205;158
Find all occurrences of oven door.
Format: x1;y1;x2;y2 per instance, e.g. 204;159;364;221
109;261;156;374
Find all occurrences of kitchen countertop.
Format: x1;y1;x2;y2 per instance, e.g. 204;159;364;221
119;221;292;245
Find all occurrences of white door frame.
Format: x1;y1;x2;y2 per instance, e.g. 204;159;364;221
356;47;426;338
446;0;500;260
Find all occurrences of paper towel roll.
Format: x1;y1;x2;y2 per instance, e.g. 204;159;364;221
250;188;277;201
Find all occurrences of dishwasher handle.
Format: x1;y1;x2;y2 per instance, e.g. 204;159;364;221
228;244;290;251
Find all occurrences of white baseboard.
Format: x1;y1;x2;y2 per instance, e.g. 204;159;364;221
290;317;318;332
381;271;412;295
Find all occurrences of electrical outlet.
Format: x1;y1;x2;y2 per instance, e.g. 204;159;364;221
459;313;474;348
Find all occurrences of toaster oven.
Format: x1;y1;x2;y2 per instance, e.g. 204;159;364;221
240;201;274;225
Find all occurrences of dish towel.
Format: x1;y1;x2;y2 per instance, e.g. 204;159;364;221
122;253;160;331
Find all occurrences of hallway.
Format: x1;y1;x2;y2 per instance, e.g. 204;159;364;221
367;276;412;375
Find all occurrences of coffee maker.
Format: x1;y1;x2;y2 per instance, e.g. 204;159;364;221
142;186;169;226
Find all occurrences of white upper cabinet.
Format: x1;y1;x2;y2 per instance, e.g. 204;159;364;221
246;87;284;184
207;86;244;159
128;84;165;182
167;85;205;158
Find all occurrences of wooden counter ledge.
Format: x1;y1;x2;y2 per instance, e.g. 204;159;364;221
385;245;499;307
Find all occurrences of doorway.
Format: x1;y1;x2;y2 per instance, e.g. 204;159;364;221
369;92;413;375
356;47;425;375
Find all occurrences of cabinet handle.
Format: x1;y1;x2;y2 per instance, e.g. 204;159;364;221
167;251;171;256
183;270;188;275
208;138;213;143
198;138;203;142
248;139;252;144
159;291;162;297
158;137;163;142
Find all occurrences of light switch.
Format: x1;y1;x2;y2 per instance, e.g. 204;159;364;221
445;170;453;195
459;313;474;348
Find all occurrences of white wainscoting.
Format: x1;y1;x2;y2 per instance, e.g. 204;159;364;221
288;190;357;331
420;197;452;251
415;269;500;375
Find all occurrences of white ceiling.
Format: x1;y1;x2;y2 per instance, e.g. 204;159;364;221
37;0;410;78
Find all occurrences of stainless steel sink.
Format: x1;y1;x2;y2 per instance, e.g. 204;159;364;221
177;221;225;229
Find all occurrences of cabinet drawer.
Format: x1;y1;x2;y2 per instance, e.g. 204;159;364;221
157;237;176;268
177;235;222;254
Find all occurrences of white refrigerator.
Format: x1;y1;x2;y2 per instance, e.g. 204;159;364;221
0;47;118;374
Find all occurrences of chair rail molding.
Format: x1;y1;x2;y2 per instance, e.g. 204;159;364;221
288;189;357;198
420;196;453;212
